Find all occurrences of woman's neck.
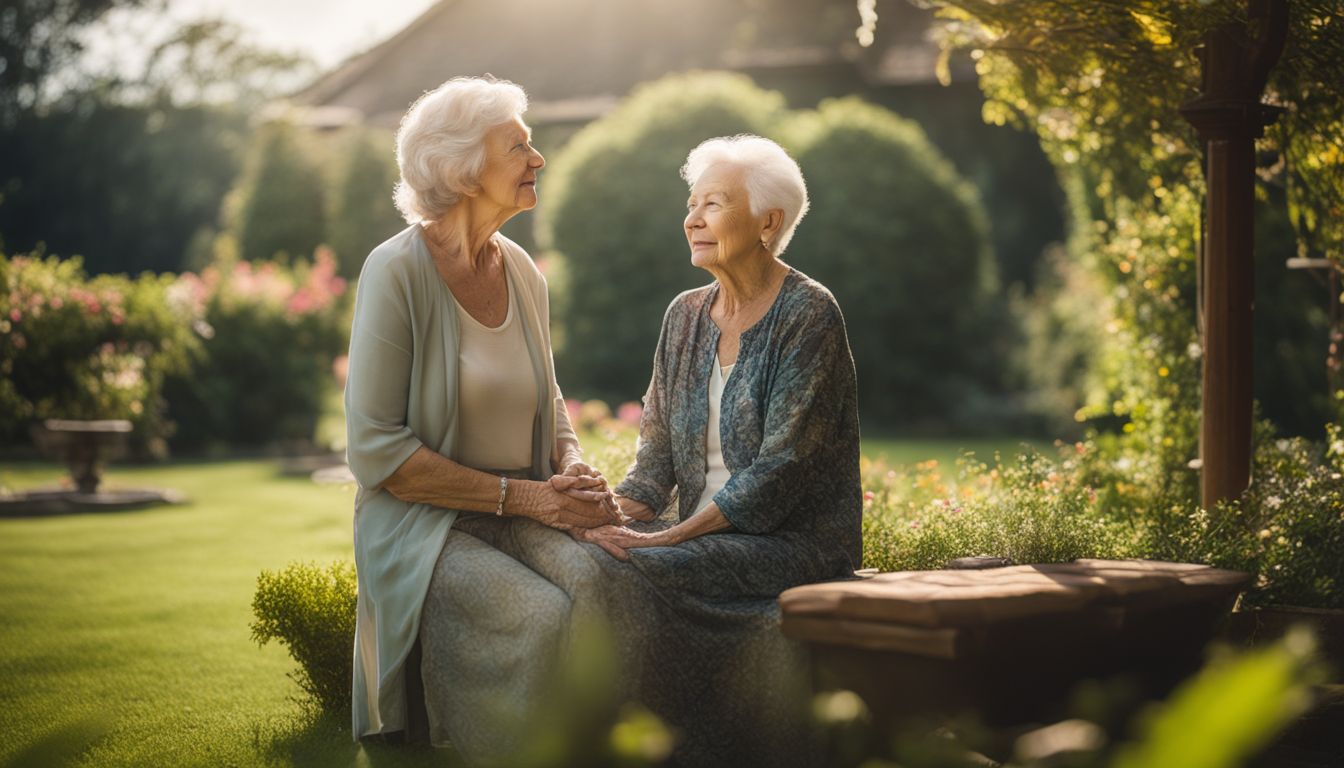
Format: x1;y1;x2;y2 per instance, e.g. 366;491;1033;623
422;199;513;271
712;256;787;320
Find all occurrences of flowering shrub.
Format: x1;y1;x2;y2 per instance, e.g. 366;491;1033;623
0;252;200;456
163;244;349;450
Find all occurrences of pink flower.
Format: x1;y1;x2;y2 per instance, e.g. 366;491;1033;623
616;401;643;426
863;491;875;502
8;308;19;322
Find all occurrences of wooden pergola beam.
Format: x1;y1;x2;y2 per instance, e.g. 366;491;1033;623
1179;0;1288;509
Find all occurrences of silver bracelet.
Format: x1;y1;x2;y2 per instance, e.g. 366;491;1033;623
495;475;509;516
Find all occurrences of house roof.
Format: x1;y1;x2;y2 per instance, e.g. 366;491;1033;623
292;0;965;127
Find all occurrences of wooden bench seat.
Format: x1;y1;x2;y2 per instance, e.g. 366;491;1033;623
780;559;1250;725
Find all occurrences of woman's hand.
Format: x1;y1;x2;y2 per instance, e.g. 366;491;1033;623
615;495;657;523
511;479;618;530
574;525;677;562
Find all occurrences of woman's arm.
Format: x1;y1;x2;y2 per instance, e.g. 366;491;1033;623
384;446;615;528
346;252;614;529
579;501;731;561
611;299;683;513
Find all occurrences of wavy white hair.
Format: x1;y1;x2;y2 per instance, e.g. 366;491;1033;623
393;77;529;223
679;135;810;256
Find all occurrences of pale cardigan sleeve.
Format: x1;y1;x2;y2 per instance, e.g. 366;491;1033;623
344;251;423;490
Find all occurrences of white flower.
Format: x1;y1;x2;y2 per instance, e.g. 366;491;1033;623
1265;495;1283;510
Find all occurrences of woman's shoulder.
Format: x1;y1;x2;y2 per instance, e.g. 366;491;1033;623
662;283;715;328
779;268;845;327
360;224;426;282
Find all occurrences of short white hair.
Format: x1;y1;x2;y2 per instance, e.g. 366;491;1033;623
393;77;529;223
679;135;809;256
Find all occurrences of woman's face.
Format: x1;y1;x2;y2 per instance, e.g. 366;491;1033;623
684;162;766;271
474;116;545;213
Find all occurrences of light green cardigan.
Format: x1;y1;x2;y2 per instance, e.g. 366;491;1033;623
344;225;574;738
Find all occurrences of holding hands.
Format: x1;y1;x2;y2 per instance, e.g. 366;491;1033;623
520;456;619;530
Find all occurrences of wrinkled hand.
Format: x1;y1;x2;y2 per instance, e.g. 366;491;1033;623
574;524;674;561
522;478;618;530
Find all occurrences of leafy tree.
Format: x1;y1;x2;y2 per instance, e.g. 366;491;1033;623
137;19;314;111
327;129;403;279
539;72;789;402
0;0;146;125
233;121;328;263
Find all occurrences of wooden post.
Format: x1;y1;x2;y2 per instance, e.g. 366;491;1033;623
1179;0;1287;509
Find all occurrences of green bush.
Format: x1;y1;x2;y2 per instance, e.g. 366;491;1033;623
788;97;1002;433
163;242;349;451
250;560;357;712
539;72;790;402
327;129;404;280
859;448;1130;573
233;121;328;263
0;252;201;456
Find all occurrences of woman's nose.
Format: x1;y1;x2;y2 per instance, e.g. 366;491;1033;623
529;147;545;169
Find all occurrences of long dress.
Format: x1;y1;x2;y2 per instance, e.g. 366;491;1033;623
597;268;864;767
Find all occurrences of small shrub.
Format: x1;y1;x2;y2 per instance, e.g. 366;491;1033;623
251;560;357;712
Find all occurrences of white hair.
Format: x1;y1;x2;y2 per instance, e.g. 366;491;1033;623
393;77;529;223
679;135;810;256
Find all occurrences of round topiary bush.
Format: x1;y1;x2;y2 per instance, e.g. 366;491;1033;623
538;72;790;402
787;97;1000;432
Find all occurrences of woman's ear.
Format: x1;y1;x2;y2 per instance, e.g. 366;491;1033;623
760;209;784;246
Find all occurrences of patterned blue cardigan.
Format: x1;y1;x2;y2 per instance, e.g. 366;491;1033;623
615;268;863;578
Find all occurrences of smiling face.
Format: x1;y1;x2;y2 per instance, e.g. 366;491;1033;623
474;115;545;214
684;162;770;272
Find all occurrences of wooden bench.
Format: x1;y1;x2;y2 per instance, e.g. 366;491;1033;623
780;559;1250;726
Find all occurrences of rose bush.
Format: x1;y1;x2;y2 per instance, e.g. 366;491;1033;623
0;252;200;457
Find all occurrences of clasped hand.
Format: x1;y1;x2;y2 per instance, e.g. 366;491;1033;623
536;461;619;529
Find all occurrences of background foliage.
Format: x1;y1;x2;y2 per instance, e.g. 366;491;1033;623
163;243;349;451
0;251;200;456
539;72;787;403
789;96;1002;432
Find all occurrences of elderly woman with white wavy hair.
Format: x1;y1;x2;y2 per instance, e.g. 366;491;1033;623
566;135;864;767
342;76;618;758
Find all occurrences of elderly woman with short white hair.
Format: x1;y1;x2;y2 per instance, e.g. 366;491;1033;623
574;135;864;767
343;76;617;758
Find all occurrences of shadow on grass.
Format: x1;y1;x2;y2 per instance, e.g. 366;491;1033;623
252;707;456;768
7;715;114;767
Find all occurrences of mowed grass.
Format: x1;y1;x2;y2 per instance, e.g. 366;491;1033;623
0;438;1035;767
0;461;445;768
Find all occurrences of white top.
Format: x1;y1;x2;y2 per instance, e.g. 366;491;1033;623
454;271;539;471
693;355;735;514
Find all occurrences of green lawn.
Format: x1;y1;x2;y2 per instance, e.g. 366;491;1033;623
0;439;1034;767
